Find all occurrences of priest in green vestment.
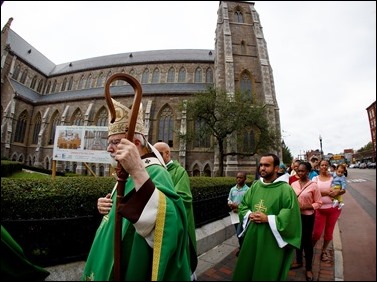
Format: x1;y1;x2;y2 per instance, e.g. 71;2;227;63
154;142;198;280
82;99;191;281
233;154;302;281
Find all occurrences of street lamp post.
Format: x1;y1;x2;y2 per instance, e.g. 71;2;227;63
319;135;323;159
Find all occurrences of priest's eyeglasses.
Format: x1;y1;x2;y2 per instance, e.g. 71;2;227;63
107;139;121;147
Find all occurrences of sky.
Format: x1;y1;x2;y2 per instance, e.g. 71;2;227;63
1;1;376;159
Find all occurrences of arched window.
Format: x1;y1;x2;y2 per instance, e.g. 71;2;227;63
194;67;202;83
99;165;105;176
71;109;84;126
117;70;126;86
106;71;112;83
167;67;175;83
30;75;37;89
194;119;210;148
178;67;186;82
96;72;104;87
205;68;213;83
51;80;57;93
203;164;212;177
158;106;174;147
12;64;20;80
20;69;28;84
14;110;28;143
67;76;73;91
240;73;252;100
142;68;149;84
91;164;96;175
242;128;256;153
192;164;200;177
152;68;160;83
49;111;60;145
235;10;244;23
37;80;44;93
78;75;84;90
61;77;67;91
45;81;51;94
85;74;92;89
95;107;108;126
32;113;42;144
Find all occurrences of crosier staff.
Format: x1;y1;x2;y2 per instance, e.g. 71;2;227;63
104;73;142;281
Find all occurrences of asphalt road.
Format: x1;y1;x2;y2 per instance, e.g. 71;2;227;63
338;168;376;281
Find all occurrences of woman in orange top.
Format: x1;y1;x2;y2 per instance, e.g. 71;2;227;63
290;162;322;281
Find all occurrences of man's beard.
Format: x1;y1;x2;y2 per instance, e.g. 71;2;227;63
109;155;118;168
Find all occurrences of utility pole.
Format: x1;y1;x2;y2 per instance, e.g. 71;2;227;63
319;135;323;159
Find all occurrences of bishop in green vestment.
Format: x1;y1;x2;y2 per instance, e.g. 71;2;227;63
233;154;302;281
82;98;191;281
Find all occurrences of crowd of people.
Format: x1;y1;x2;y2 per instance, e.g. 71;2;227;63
1;95;345;281
225;154;346;281
86;99;345;282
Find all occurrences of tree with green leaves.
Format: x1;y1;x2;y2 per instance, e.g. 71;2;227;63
357;141;373;152
182;86;280;176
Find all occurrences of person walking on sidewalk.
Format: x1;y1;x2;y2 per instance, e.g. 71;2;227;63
290;162;322;281
227;171;249;254
312;159;345;263
83;100;191;281
232;153;302;281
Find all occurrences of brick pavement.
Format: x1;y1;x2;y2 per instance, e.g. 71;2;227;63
197;236;335;281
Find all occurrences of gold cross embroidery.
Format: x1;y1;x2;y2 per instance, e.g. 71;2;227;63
254;199;267;213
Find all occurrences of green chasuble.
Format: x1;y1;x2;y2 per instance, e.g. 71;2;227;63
82;157;191;281
1;225;50;281
232;178;302;281
166;160;198;274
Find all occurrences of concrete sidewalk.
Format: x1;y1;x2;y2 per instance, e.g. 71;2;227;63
44;216;343;281
44;217;236;281
196;221;343;281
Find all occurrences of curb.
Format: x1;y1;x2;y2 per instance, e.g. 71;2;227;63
333;221;344;281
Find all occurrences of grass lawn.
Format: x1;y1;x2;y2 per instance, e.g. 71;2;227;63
9;170;51;179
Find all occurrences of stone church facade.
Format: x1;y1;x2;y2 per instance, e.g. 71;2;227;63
1;1;281;177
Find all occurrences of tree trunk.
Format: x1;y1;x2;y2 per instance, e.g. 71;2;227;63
218;139;224;177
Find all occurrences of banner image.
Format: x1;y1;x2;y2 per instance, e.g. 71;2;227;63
52;126;113;164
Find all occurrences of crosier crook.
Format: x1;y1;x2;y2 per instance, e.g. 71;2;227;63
104;73;142;281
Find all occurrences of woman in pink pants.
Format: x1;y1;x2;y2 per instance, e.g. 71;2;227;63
312;159;345;262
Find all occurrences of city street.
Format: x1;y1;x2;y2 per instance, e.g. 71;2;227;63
338;168;376;281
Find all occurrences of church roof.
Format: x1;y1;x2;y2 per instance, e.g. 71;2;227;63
7;29;215;77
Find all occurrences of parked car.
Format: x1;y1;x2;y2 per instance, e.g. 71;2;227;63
359;163;367;169
367;162;376;169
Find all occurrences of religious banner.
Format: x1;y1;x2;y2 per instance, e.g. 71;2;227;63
52;126;113;164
